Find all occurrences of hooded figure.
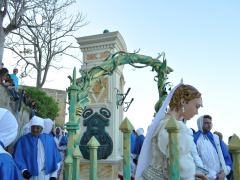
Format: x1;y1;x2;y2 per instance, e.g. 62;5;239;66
43;118;54;135
13;116;61;180
21;118;54;136
54;127;68;179
194;115;232;180
0;108;22;180
133;128;145;156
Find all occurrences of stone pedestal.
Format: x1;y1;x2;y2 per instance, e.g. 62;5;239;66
80;160;122;180
77;30;127;179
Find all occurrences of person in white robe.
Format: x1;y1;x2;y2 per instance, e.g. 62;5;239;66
135;83;208;180
194;115;232;180
54;127;67;179
0;108;22;180
21;118;54;136
13;116;61;180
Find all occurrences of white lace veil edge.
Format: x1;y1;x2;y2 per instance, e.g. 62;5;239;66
135;82;183;179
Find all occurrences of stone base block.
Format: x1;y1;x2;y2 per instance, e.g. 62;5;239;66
80;159;122;180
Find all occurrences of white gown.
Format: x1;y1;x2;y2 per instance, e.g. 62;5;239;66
30;139;59;180
139;115;196;180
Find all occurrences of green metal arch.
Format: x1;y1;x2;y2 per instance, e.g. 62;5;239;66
69;51;173;117
65;51;173;180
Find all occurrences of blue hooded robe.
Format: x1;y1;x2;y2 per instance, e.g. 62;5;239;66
13;133;61;176
0;151;23;180
133;135;145;155
194;131;232;169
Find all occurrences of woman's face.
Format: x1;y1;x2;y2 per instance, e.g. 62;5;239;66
1;72;8;81
183;97;202;120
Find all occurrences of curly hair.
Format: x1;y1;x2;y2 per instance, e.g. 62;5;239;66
0;68;8;77
169;84;201;111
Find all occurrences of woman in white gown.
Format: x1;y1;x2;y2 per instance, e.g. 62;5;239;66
135;83;208;180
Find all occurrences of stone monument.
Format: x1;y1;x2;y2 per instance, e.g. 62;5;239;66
76;30;127;180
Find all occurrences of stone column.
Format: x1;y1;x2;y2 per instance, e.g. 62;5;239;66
77;30;127;179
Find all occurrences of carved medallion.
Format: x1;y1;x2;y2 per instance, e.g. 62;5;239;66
80;108;113;160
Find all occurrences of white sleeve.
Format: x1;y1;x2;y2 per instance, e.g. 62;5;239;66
58;145;67;151
191;141;204;166
49;162;61;178
178;125;196;179
226;165;231;175
188;130;204;168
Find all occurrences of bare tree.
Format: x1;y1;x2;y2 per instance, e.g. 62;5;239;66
5;0;86;88
0;0;27;67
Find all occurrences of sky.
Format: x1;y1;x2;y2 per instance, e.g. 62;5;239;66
4;0;240;142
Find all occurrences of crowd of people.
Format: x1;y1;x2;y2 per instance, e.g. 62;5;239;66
133;83;234;180
0;65;40;118
0;65;236;180
0;64;20;101
0;108;68;180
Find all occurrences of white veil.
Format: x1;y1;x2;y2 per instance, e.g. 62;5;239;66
135;82;183;179
197;116;204;131
0;108;18;148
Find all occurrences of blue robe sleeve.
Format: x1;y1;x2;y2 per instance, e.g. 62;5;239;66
133;135;145;155
59;136;68;146
13;134;39;176
220;140;232;169
13;136;31;171
0;153;23;180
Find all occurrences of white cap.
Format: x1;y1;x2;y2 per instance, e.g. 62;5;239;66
43;118;54;134
31;116;44;128
137;128;144;136
0;108;18;147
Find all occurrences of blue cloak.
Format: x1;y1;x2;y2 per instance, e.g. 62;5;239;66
130;132;137;154
13;133;61;176
133;135;145;155
59;135;68;146
0;153;23;180
194;131;232;169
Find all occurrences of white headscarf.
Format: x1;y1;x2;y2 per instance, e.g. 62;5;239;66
21;122;30;136
43;118;54;134
136;128;144;136
0;108;18;148
197;115;204;132
22;117;54;135
31;116;44;128
55;127;62;136
135;82;183;179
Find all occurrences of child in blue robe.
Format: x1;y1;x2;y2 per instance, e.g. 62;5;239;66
13;116;61;180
